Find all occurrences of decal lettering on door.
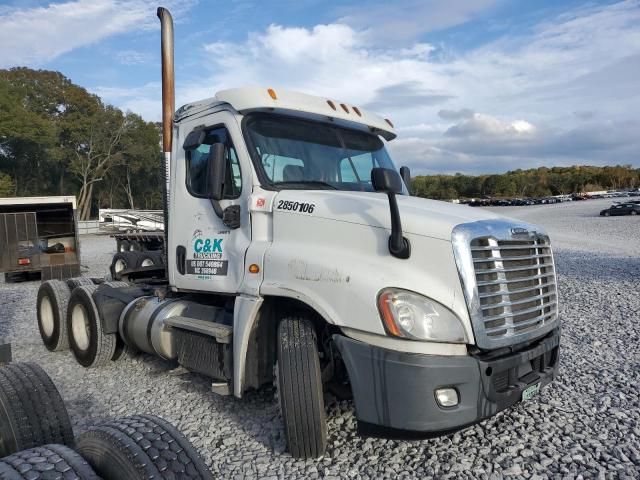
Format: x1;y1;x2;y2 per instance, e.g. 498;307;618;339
186;230;229;278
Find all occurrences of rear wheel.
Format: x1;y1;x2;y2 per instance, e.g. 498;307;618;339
276;316;327;458
0;444;99;480
66;277;94;290
631;210;638;215
76;414;213;479
36;280;71;351
67;285;116;368
0;363;74;457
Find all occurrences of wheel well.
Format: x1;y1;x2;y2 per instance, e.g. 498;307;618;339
242;295;342;393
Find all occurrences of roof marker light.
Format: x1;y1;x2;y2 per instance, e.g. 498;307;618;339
352;106;362;117
385;118;394;128
340;103;349;113
327;100;337;111
267;88;277;100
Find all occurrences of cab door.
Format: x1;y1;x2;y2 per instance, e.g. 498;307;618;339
168;111;251;293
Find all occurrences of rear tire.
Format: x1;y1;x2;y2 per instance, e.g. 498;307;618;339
631;210;637;215
0;444;99;480
67;285;116;368
0;363;74;457
66;277;94;290
76;414;213;480
36;280;71;351
277;316;327;458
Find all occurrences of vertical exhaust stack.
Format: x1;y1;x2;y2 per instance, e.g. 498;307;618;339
157;7;174;262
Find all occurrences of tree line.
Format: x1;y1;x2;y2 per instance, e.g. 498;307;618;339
411;166;640;200
2;68;639;214
0;68;162;219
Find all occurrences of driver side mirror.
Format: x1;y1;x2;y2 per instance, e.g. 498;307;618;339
371;168;403;194
207;143;226;201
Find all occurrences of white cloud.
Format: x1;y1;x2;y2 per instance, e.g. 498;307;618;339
95;0;640;174
337;0;497;45
0;0;195;67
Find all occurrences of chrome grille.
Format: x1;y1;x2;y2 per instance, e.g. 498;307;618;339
471;237;557;339
452;220;560;349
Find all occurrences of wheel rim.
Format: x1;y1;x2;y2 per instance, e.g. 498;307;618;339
40;295;55;337
71;304;91;351
141;258;154;267
115;259;127;273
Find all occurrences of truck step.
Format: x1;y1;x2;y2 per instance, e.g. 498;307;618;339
165;316;233;344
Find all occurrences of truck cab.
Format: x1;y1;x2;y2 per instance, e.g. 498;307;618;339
163;87;561;453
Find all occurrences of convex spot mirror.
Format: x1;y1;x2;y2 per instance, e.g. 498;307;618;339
371;167;403;194
207;143;226;201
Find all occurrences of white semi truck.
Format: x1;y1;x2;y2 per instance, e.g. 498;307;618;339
36;7;560;459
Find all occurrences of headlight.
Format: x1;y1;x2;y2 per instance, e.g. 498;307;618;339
377;288;467;343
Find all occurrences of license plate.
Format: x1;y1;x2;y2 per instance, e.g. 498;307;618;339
522;382;541;401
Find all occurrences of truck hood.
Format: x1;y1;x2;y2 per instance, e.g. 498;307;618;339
272;190;504;241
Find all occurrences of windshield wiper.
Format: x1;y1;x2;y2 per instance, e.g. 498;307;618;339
275;181;338;190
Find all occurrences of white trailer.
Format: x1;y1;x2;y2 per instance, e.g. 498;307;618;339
36;7;561;459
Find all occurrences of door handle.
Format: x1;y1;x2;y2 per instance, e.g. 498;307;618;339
176;245;186;275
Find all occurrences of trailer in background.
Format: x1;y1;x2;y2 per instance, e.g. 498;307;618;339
0;196;80;282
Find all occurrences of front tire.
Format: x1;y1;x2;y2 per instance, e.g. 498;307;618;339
277;316;327;458
67;285;116;368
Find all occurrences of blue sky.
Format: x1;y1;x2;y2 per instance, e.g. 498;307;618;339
0;0;638;174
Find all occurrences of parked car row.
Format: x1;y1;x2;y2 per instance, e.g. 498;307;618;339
464;190;640;207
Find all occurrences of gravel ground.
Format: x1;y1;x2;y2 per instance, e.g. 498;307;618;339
1;197;639;479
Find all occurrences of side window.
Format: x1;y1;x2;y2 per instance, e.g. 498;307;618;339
185;126;241;198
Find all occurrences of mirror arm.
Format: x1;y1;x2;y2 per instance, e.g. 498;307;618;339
386;192;411;259
209;199;223;219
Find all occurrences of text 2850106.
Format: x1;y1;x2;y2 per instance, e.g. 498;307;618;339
276;200;315;213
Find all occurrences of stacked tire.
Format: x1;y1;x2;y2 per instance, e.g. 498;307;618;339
0;362;212;479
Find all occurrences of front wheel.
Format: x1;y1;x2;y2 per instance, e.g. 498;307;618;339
276;316;327;458
631;210;638;215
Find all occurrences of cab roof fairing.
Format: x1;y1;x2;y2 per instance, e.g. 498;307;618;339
173;87;397;141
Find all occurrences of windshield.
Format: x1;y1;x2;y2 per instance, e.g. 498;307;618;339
245;114;398;191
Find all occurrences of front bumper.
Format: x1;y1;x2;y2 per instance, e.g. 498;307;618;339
333;327;560;438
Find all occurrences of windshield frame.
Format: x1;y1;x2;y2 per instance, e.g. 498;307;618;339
241;112;398;192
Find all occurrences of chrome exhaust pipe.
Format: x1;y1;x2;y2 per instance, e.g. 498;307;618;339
157;7;174;262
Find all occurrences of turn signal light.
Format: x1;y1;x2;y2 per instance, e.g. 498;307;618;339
249;264;260;274
352;106;362;116
18;258;30;265
327;100;337;111
340;103;349;113
267;88;277;100
385;118;394;128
